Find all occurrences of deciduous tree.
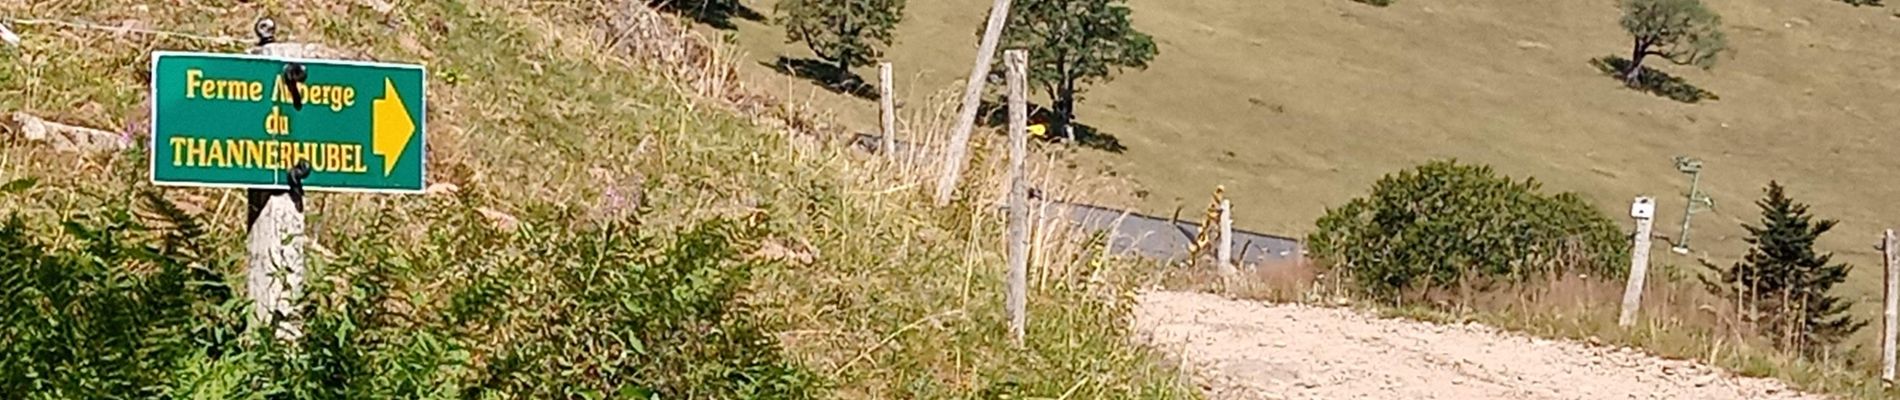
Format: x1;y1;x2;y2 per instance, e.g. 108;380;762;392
1618;0;1726;85
777;0;906;82
991;0;1157;140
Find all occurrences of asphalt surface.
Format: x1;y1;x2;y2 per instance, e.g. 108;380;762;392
851;133;1302;267
1048;201;1301;266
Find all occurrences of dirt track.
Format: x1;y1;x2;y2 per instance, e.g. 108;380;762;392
1135;291;1822;400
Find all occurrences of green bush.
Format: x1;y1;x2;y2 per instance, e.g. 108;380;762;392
1;189;817;398
1;192;240;398
1307;160;1628;299
394;201;818;398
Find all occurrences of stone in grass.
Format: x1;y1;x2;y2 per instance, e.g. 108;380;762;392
10;112;126;153
1;22;18;47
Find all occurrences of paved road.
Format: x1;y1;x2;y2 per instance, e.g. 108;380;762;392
1047;201;1301;266
852;134;1302;267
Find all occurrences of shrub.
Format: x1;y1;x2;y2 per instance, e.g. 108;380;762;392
1;188;818;398
1;191;241;398
246;198;820;398
1307;160;1628;300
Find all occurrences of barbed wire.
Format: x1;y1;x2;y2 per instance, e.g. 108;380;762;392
5;18;242;45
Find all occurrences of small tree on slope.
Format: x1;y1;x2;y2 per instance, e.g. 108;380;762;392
992;0;1158;140
1701;181;1865;357
1618;0;1726;86
777;0;906;83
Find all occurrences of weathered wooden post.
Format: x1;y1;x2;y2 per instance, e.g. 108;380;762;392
245;170;309;341
1217;198;1235;277
1619;196;1657;328
1003;49;1029;346
1883;229;1898;385
878;62;897;159
935;0;1016;205
244;20;313;341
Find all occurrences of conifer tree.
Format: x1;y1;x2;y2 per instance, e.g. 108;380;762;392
1702;181;1865;356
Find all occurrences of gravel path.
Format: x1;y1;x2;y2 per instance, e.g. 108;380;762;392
1135;291;1823;400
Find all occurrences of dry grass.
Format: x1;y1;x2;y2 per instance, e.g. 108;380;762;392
740;57;1191;396
701;0;1900;360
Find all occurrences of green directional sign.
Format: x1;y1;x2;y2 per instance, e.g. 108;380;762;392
149;51;426;193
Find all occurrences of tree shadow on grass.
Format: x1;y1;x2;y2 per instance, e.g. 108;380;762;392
975;99;1128;153
1590;56;1720;104
649;0;766;30
760;56;878;100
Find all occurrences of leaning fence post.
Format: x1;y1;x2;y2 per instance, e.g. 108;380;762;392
878;62;897;159
1003;49;1029;347
936;0;1016;205
1882;229;1898;386
1619;196;1657;328
1217;199;1235;277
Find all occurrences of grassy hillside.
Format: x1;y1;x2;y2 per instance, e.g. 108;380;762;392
0;0;1190;397
708;0;1900;349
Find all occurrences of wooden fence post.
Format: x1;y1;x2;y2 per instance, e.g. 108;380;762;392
1883;229;1897;386
1619;196;1657;328
1217;199;1235;277
935;0;1015;205
246;189;307;341
1003;50;1029;346
879;62;897;159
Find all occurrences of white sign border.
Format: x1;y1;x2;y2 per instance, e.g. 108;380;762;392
147;50;429;195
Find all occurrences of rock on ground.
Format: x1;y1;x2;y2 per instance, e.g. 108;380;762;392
1134;291;1822;400
10;112;125;152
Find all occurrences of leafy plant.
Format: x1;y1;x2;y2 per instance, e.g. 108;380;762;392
0;191;241;399
1307;160;1628;300
1;187;819;398
0;177;35;194
1701;181;1866;358
445;206;817;398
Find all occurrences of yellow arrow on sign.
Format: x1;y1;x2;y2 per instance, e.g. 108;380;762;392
372;78;415;177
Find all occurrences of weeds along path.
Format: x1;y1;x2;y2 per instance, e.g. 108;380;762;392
1135;291;1820;400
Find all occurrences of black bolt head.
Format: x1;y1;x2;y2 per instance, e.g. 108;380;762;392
254;18;277;46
